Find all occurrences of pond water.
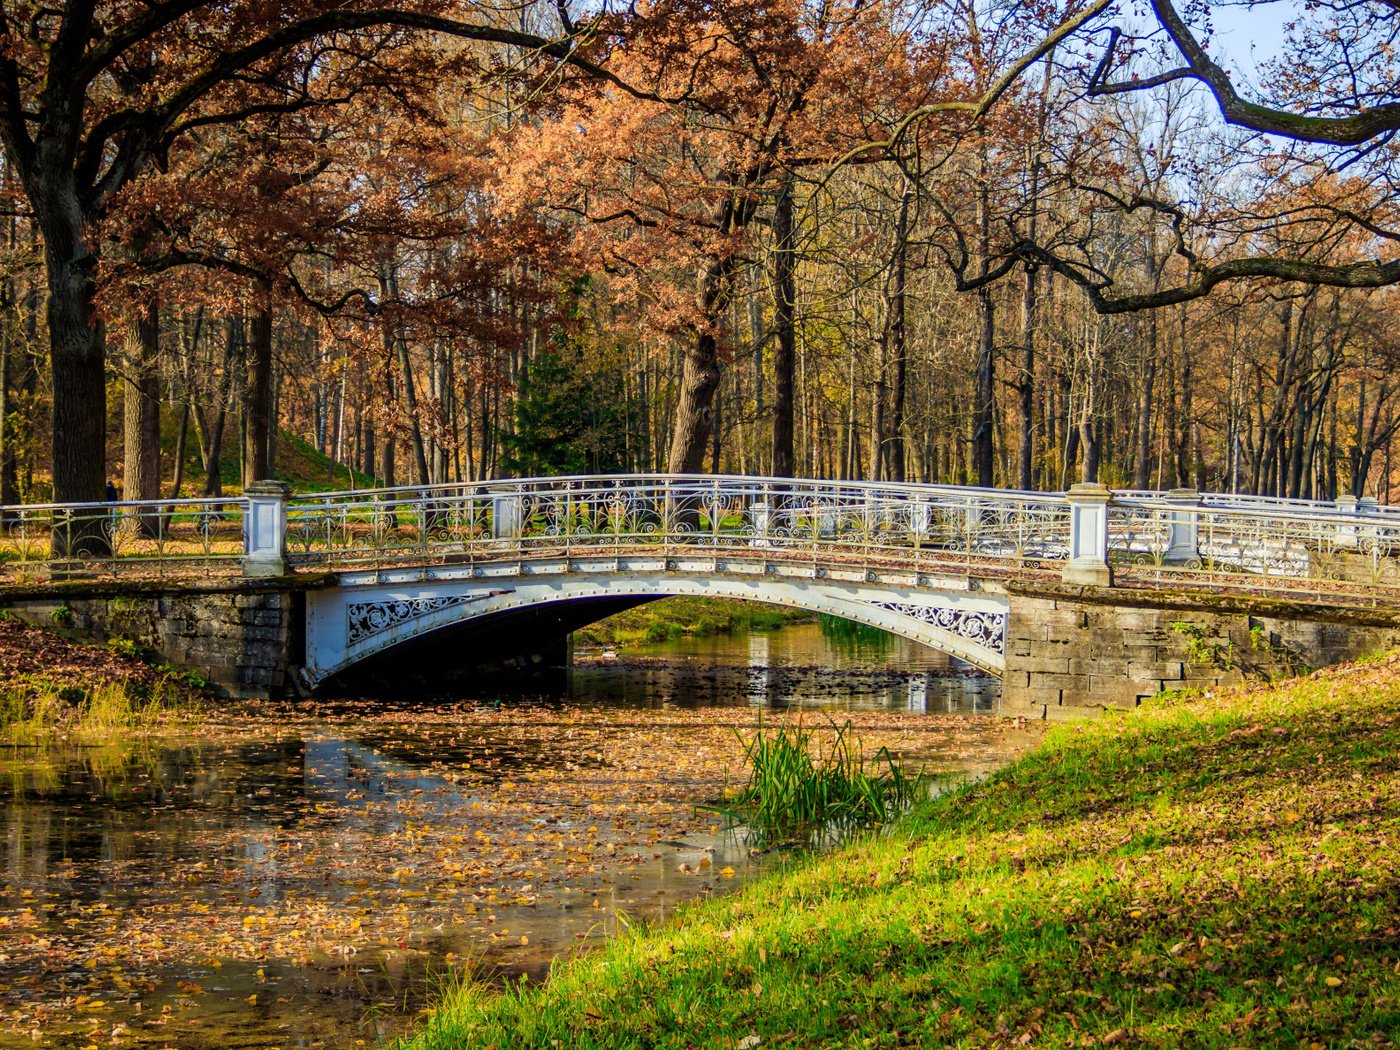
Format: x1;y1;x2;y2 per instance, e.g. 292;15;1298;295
0;623;1032;1049
571;621;1001;713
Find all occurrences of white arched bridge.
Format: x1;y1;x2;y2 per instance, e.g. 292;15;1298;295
2;474;1399;713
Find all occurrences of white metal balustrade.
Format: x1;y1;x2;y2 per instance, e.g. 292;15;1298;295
1;475;1397;605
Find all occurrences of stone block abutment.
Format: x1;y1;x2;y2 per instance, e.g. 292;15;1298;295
1001;582;1400;719
0;577;316;697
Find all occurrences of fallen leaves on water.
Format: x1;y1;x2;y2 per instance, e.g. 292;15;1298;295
0;698;1039;1044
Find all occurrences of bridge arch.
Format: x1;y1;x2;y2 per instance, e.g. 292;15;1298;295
302;567;1009;690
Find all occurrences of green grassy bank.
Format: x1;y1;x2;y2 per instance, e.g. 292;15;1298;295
574;597;813;647
405;657;1400;1048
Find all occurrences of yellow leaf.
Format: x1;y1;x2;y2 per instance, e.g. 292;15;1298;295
1324;976;1342;987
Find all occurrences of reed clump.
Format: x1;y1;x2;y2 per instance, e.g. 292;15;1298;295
706;717;926;845
0;676;197;743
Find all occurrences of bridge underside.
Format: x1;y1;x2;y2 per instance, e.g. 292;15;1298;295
317;596;658;695
303;561;1011;693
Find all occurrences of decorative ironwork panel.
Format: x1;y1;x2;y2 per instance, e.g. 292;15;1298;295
874;601;1006;655
347;594;495;644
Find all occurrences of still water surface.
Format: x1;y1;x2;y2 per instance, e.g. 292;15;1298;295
0;624;1026;1049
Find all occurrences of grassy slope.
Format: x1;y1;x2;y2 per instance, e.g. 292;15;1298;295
159;422;373;495
406;658;1400;1048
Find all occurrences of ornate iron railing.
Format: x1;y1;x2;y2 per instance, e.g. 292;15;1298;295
280;475;1072;576
0;496;246;581
1;476;1397;605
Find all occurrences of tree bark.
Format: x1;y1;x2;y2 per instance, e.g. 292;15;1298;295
121;295;162;535
46;250;109;552
243;277;274;484
973;287;997;486
40;195;109;560
667;183;756;475
770;178;797;477
668;252;733;474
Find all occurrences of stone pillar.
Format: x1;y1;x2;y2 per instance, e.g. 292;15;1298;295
1164;488;1201;566
1334;494;1360;548
243;481;291;578
1062;483;1112;586
750;500;770;547
491;492;522;541
910;500;931;541
1359;497;1381;545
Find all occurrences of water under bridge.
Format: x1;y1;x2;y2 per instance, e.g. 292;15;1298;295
2;474;1399;717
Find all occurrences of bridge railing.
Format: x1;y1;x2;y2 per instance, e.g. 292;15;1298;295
278;474;1074;576
3;476;1399;605
0;495;247;581
1106;490;1400;596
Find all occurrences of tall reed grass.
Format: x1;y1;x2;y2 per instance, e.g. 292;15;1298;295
0;677;195;743
704;717;926;846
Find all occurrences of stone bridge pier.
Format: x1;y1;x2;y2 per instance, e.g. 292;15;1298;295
1000;583;1400;717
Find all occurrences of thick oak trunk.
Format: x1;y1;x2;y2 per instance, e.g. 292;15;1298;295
46;233;107;504
669;331;722;474
667;184;756;475
41;201;109;556
668;252;733;474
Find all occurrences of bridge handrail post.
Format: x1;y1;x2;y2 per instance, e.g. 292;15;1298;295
1164;487;1201;566
491;488;522;547
1359;497;1382;547
244;480;291;577
1062;483;1112;587
1335;495;1360;548
751;483;771;548
910;499;930;549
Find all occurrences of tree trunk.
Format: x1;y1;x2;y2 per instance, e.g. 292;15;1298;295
1018;263;1038;491
381;266;431;485
37;191;108;512
0;282;14;512
169;400;190;499
243;278;274;484
200;317;239;497
1133;314;1158;489
40;199;110;556
668;255;732;474
887;185;909;484
973;288;996;486
667;183;755;475
770;178;796;478
122;295;162;535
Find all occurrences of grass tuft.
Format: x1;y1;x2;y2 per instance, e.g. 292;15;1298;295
703;717;926;847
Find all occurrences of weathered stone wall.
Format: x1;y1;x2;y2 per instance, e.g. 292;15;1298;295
0;580;305;697
1002;583;1400;718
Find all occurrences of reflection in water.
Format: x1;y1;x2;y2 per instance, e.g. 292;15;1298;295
571;621;1000;715
0;623;1022;1049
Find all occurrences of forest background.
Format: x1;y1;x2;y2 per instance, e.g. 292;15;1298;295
4;0;1400;511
